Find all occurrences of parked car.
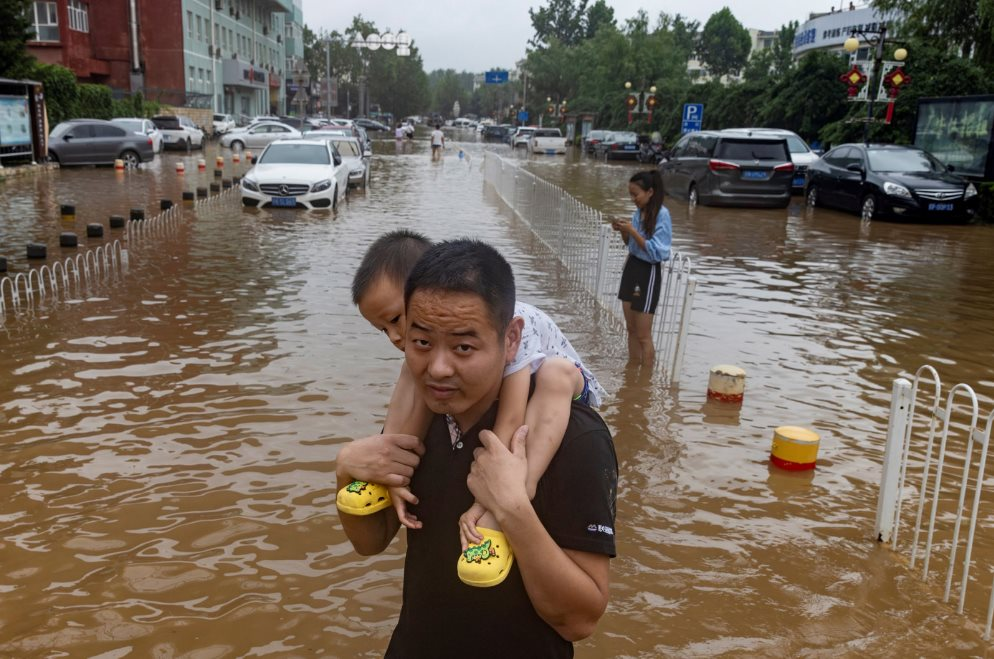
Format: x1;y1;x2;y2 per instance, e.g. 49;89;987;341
213;113;236;134
583;129;610;153
248;115;282;125
278;116;306;130
313;135;369;189
111;117;162;153
354;117;391;132
511;126;536;148
660;130;793;207
722;128;820;192
220;122;303;150
152;115;205;150
804;143;979;222
594;131;639;160
241;139;350;210
48;119;155;168
528;128;568;155
482;124;510;142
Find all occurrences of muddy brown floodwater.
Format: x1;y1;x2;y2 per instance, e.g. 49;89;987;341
2;135;994;657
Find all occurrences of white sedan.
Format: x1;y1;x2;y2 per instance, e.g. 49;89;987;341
111;118;163;153
221;122;302;150
241;140;350;210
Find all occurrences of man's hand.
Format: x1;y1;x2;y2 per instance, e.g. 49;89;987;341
337;433;423;489
467;426;530;522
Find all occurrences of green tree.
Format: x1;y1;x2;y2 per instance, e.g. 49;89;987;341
31;63;78;125
529;0;590;48
874;0;994;72
697;7;751;79
0;0;35;79
428;69;470;117
585;0;616;38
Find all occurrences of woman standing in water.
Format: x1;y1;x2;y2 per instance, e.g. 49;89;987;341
611;170;672;364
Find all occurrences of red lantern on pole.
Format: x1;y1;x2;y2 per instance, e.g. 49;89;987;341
625;94;638;124
839;65;867;98
644;94;657;123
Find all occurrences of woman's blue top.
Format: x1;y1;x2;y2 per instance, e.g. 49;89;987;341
627;205;672;263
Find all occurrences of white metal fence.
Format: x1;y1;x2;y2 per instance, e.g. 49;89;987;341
0;186;237;317
876;366;994;638
483;152;697;381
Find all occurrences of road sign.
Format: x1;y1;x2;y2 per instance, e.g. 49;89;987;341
485;70;509;84
681;103;704;133
517;110;529;123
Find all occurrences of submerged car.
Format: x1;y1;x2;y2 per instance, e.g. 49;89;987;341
805;143;979;222
594;131;639;160
660;130;794;207
151;115;204;150
314;135;369;189
511;126;536;148
722;128;820;192
241;139;350;210
111;117;163;153
48;119;155;168
583;129;610;153
221;122;303;150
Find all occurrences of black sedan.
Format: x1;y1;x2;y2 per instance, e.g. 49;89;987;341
805;143;978;222
354;118;391;132
593;131;639;160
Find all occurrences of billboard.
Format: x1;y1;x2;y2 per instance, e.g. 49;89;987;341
915;95;994;179
0;95;31;147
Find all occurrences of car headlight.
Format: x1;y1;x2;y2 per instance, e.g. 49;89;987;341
965;183;978;200
242;177;259;192
883;181;912;199
311;179;332;193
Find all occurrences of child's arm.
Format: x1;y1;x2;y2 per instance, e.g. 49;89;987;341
383;361;433;530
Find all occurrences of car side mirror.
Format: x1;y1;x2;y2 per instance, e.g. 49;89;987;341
846;163;864;174
63;134;72;141
334;154;342;166
250;156;257;164
947;164;956;172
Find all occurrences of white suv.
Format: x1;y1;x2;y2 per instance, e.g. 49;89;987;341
512;127;536;148
213;113;236;135
721;128;819;192
152;115;205;150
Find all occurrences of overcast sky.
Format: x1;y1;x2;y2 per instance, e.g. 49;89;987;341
300;0;849;72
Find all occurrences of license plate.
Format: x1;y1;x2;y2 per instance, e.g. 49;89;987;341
271;197;296;207
623;145;637;150
743;170;769;180
928;202;954;211
793;176;805;187
545;149;556;155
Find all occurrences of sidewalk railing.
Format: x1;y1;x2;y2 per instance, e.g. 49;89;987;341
483;152;696;382
876;366;994;639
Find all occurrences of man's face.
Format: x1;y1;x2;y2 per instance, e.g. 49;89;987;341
357;274;406;352
405;288;521;427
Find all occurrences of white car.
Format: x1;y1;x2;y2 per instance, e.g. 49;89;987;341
213;113;236;134
152;115;204;150
111;118;162;153
315;135;369;189
528;128;567;155
221;122;302;150
241;139;350;210
512;127;536;148
721;128;820;192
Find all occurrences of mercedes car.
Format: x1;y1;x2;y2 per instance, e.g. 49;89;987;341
241;139;350;210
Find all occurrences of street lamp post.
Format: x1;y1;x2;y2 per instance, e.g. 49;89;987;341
324;30;410;119
624;81;657;125
842;25;909;144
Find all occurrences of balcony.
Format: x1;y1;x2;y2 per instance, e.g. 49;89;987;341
258;0;293;13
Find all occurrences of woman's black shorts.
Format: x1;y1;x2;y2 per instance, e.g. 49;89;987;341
618;255;662;314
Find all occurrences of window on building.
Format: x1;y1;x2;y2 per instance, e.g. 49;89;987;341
32;1;59;42
187;11;193;38
68;0;89;33
196;15;202;41
189;66;195;88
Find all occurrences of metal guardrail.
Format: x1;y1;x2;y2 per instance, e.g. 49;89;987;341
0;186;238;317
876;366;994;638
483;152;696;382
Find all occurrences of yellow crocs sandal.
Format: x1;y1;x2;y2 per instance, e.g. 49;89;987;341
336;480;392;515
457;528;514;587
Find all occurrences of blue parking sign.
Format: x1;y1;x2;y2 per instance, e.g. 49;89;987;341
682;103;704;133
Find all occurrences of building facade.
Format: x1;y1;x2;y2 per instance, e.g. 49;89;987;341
792;5;903;59
26;0;292;116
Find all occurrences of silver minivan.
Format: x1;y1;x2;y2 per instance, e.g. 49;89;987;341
659;130;794;208
721;128;820;192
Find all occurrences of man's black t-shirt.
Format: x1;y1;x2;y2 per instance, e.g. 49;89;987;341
385;400;618;659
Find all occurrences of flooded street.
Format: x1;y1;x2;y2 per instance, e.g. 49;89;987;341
3;133;994;656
